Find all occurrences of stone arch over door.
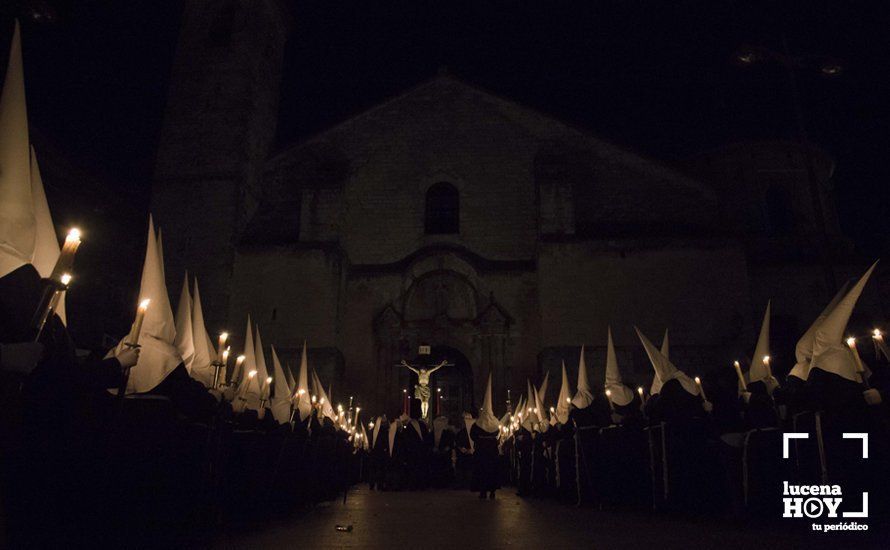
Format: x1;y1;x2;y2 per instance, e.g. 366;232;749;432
374;253;513;417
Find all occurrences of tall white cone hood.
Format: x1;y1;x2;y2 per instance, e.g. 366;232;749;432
605;327;634;406
790;281;850;381
534;383;549;432
388;418;399;457
190;278;217;387
294;341;312;421
555;361;572;424
572;345;594;409
537;371;550;407
237;315;261;409
117;217;181;393
811;262;878;383
476;372;499;433
372;416;384;448
270;346;292;424
661;329;670;360
748;301;771;384
312;369;334;419
252;324;270;411
521;379;539;431
636;326;698;396
284;361;296;393
0;22;35;278
28;146;67;323
173;273;195;372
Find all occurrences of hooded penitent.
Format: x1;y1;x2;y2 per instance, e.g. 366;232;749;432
476;372;500;433
311;369;334;419
190;278;218;387
173;273;195;372
537;371;550;409
113;217;182;393
650;329;670;395
522;380;539;431
388;418;399;457
572;345;594;409
270;346;293;424
0;22;35;279
604;327;634;406
372;416;384;448
433;416;449;449
294;341;312;421
555;361;572;424
789;281;850;381
237;316;261;409
635;326;698;396
748;301;772;385
29;147;67;324
253;324;271;408
811;262;878;383
534;383;549;432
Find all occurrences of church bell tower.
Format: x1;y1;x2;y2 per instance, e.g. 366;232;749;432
151;0;291;330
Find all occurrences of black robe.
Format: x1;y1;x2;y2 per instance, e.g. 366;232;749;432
470;424;500;493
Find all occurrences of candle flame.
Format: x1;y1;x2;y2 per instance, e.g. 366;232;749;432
694;376;702;384
311;395;317;404
236;355;245;365
637;386;644;395
549;406;555;413
872;328;882;340
297;389;305;395
60;273;72;285
219;332;228;342
138;298;150;311
222;349;229;361
605;389;612;397
266;376;273;384
248;370;257;378
762;355;770;365
369;422;375;429
846;337;856;347
733;360;740;368
67;228;81;241
566;397;571;403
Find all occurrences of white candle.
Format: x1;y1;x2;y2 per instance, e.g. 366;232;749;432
217;332;228;361
605;389;615;411
733;361;747;391
50;228;81;281
129;299;150;345
694;376;708;401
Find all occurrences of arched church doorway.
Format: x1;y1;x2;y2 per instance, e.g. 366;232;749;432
402;346;473;422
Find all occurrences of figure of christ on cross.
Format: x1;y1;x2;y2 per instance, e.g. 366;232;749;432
399;359;449;419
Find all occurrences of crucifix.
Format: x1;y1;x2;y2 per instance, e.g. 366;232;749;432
397;358;452;419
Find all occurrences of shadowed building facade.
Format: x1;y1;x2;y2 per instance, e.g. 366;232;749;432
151;1;869;416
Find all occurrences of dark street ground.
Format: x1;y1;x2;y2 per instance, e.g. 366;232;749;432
214;486;880;549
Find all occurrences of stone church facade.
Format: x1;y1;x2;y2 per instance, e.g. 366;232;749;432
151;1;865;416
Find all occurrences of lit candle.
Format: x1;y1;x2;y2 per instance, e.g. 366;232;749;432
263;376;273;399
846;337;867;379
694;376;708;401
566;397;571;404
733;361;747;392
217;332;228;361
762;355;772;378
233;355;245;384
605;389;615;411
872;329;883;342
637;386;646;405
50;228;81;281
129;299;150;345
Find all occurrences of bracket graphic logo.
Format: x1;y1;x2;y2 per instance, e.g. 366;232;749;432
781;432;869;531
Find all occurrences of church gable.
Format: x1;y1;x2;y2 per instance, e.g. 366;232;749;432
255;74;719;259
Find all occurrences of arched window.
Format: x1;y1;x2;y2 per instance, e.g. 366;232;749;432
425;182;459;234
765;184;794;235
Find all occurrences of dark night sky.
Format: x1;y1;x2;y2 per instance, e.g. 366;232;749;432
3;0;889;255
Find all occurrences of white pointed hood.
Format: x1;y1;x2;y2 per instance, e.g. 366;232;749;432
748;301;772;384
372;416;384;448
433;416;448;449
661;329;670;360
253;324;270;407
534;383;549;432
189;278;217;387
270;346;292;424
237;316;261;409
636;327;698;396
811;262;878;383
790;281;850;381
476;372;500;433
28;146;67;323
294;341;312;421
522;379;539;430
537;371;550;408
555;361;572;424
0;22;35;278
388;418;399;457
284;362;296;394
572;345;594;409
173;273;195;371
605;327;634;406
115;217;181;393
312;369;334;419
